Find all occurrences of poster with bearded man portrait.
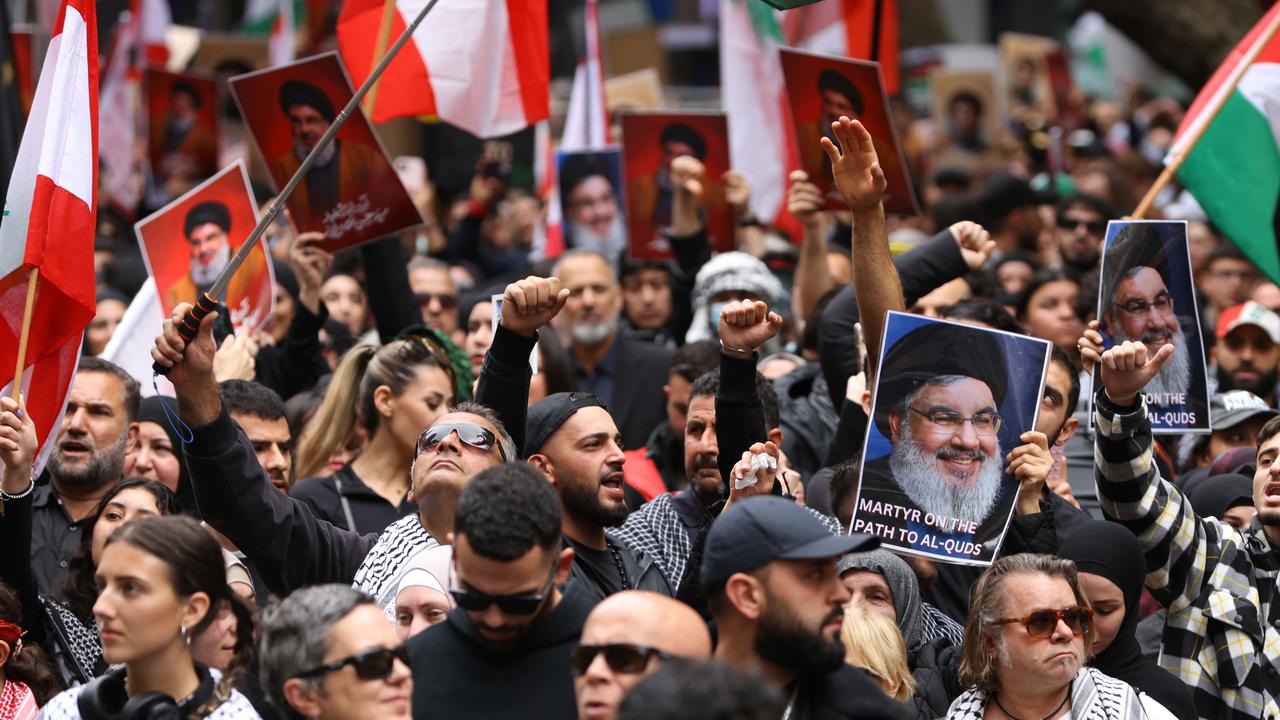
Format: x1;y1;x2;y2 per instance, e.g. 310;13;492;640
1094;220;1209;432
852;313;1051;566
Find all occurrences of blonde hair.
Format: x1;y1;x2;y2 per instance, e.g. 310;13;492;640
294;338;455;482
958;553;1095;694
841;603;915;703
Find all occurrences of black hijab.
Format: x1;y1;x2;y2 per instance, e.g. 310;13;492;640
135;396;198;517
1059;521;1196;720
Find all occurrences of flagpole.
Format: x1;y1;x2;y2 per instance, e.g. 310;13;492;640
362;0;398;117
10;267;38;401
1132;9;1280;219
153;0;444;375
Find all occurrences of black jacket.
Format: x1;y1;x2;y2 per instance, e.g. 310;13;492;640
407;582;597;720
792;663;910;720
291;464;417;535
253;300;330;400
907;638;965;720
607;333;673;451
776;362;838;479
185;406;378;596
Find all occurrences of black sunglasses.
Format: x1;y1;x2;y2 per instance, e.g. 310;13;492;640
1056;217;1107;235
414;292;458;310
569;643;676;677
995;606;1093;638
293;645;410;681
450;566;555;616
416;422;502;460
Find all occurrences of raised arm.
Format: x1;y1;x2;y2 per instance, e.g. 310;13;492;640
0;395;45;646
788;170;835;324
821;118;895;376
1082;324;1226;610
474;276;569;454
714;300;783;490
153;303;375;595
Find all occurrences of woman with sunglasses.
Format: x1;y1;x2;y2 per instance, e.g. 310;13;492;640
950;553;1176;720
293;336;458;534
1059;522;1196;720
258;584;411;720
40;515;260;719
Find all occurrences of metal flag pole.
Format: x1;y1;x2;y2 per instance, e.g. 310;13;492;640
154;0;443;374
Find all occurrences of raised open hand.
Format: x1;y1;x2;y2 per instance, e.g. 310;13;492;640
820;117;887;211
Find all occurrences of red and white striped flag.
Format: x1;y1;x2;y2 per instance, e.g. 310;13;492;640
98;0;168;213
539;0;610;259
0;0;98;473
782;0;900;94
720;0;801;237
336;0;549;139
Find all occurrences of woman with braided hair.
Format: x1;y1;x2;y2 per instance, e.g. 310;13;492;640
40;515;260;720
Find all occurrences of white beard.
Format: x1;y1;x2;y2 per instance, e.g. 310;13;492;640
568;214;627;260
294;137;336;167
190;243;231;287
571;319;614;346
1113;322;1192;398
888;422;1005;526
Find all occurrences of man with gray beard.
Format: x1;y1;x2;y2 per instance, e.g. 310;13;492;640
1099;222;1208;426
30;357;139;595
858;322;1017;547
554;250;672;450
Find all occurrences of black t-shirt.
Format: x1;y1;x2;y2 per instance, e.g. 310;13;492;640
565;537;629;597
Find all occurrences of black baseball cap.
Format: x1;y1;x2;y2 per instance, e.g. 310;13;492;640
523;392;607;458
978;172;1057;225
701;497;878;592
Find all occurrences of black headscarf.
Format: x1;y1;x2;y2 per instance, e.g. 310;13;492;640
1186;473;1254;520
1059;521;1196;720
135;396;198;518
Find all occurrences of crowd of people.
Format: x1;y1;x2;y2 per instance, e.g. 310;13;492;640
4;5;1280;720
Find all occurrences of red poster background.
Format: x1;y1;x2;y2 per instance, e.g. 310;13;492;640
135;162;275;333
780;48;919;216
145;67;220;188
620;112;734;260
229;52;423;252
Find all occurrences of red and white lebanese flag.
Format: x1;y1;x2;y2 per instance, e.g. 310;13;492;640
0;0;98;473
782;0;900;95
539;0;610;259
337;0;549;138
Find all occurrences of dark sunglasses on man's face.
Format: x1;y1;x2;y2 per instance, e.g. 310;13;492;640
414;292;458;310
450;567;555;616
1056;217;1107;236
293;645;410;681
416;422;500;459
995;606;1093;639
569;643;676;677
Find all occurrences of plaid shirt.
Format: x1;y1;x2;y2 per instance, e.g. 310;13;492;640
1094;392;1280;720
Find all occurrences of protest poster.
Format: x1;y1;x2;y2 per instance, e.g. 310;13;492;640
192;34;270;75
619;112;734;260
1092;220;1210;433
134;160;274;334
852;312;1051;566
229;52;424;252
556;148;628;260
999;33;1060;118
145;68;220;199
931;71;998;156
780;47;919;216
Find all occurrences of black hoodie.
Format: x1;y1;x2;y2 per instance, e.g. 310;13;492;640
407;581;597;719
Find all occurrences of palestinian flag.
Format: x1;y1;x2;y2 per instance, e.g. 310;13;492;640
1174;3;1280;282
